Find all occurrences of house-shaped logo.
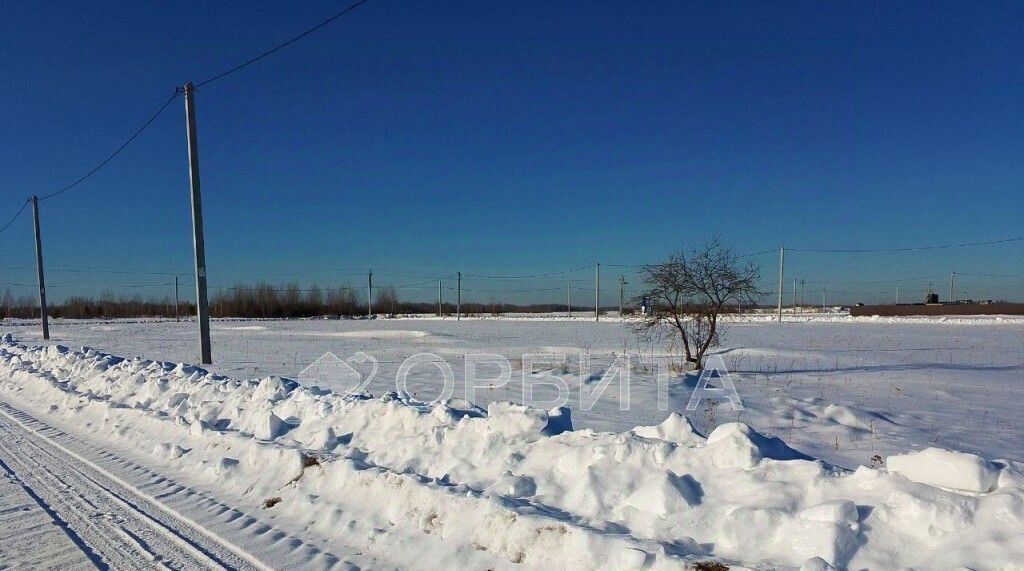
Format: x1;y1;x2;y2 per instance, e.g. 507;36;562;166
298;351;377;394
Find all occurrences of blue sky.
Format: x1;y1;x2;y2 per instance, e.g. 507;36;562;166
1;1;1022;305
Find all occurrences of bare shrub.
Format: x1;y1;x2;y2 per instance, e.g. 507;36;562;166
375;286;399;317
633;239;762;370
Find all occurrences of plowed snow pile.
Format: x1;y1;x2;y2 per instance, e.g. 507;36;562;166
1;333;1023;570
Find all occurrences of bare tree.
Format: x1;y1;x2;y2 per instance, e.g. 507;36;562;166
488;295;505;317
375;286;399;317
304;284;324;317
1;289;13;318
633;240;762;370
326;284;359;316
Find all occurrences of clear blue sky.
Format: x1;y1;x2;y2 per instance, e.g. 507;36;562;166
1;1;1022;305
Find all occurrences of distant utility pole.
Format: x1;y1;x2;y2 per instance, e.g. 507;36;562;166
792;277;797;309
567;281;572;319
595;263;601;323
949;271;955;303
800;278;805;306
174;276;180;321
777;246;785;322
618;275;627;316
182;82;211;364
437;279;442;317
456;272;462;321
30;196;48;340
367;270;373;317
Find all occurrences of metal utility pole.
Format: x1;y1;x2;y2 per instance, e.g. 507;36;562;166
30;196;49;340
437;279;442;317
792;277;797;310
182;82;211;364
567;281;571;319
618;275;627;317
367;270;373;317
949;271;955;303
800;278;805;306
595;263;601;322
174;276;180;321
777;246;785;322
456;272;461;321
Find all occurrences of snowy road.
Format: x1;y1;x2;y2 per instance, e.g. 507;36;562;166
0;401;262;571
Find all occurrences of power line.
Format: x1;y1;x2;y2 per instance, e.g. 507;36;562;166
0;282;53;288
0;282;178;289
739;248;778;258
194;0;373;88
207;284;359;293
802;275;945;285
790;235;1024;254
393;275;456;290
0;265;185;277
462;266;593;280
36;91;181;202
956;272;1024;278
448;286;566;294
0;199;29;236
0;1;373;225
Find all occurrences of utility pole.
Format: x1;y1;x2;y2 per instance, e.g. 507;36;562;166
182;82;211;364
30;196;48;340
174;276;180;321
949;271;955;303
367;270;373;317
800;278;805;306
567;281;571;319
792;277;797;310
777;246;785;322
595;263;600;322
456;272;461;321
437;279;442;317
618;275;627;317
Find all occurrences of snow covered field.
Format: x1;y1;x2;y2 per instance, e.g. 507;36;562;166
1;315;1023;569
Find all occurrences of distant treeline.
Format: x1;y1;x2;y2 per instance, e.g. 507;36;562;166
207;282;582;317
1;290;193;319
1;283;599;320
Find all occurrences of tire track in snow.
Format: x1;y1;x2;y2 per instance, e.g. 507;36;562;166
0;404;265;571
0;454;102;569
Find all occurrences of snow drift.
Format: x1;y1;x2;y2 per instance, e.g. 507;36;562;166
1;333;1023;570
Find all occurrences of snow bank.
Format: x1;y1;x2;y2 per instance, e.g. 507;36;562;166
887;448;1001;493
1;333;1023;570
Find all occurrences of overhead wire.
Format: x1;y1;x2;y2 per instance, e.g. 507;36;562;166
789;236;1024;254
194;0;373;88
0;199;29;236
1;0;374;222
463;265;595;280
36;91;181;202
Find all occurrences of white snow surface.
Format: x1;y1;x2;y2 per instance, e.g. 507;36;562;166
887;448;1001;493
1;316;1023;569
